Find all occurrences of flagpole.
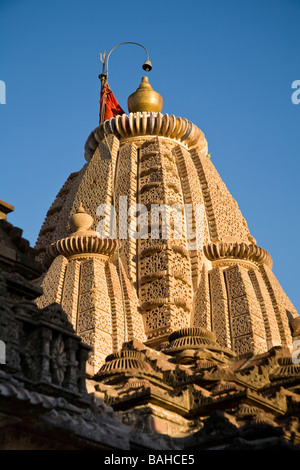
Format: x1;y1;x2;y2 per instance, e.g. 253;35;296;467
99;52;108;124
99;43;152;124
97;42;153;344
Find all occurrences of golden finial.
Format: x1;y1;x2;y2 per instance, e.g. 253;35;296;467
128;76;163;113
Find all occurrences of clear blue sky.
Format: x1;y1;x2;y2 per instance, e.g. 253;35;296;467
0;0;299;311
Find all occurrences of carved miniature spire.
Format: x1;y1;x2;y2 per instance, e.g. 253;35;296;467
127;76;163;113
69;203;93;233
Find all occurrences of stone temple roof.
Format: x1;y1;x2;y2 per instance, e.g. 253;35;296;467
33;99;298;377
1;76;298;449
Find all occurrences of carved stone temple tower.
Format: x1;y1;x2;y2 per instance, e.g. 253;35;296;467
34;76;299;379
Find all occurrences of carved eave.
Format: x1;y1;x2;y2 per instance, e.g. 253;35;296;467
203;241;273;269
43;231;119;267
97;350;152;376
94;349;174;394
162;328;236;367
84;112;208;161
165;327;217;354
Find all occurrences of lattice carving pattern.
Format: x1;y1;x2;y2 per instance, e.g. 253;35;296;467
137;138;193;339
35;169;87;260
248;268;281;348
61;259;81;326
192;264;211;329
34;117;299;361
209;267;231;348
70;136;119;237
173;144;210;288
114;142;138;283
225;265;267;355
118;258;146;343
143;304;189;336
259;264;297;347
36;255;68;308
36;135;120;265
77;258;112;370
105;260;127;352
190;148;251;243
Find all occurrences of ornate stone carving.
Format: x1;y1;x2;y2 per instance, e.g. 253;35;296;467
84;112;208;162
166;327;217;352
33;102;299;365
2;213;300;448
225;264;267;356
209;267;231;349
203;241;273;268
97;350;151;377
50;334;67;386
44;233;119;266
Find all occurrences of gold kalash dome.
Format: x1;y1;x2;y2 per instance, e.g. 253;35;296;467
13;43;297;446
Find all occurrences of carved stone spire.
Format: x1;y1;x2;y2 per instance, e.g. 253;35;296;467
35;96;299;366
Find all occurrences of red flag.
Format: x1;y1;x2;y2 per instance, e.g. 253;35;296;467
99;83;125;123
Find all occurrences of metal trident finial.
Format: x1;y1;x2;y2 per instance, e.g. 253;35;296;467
99;51;107;81
100;51;106;64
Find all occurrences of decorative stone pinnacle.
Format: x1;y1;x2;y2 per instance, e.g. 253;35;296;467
77;202;86;213
43;204;120;267
69;204;94;233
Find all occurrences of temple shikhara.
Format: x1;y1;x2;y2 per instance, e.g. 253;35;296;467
1;53;300;449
